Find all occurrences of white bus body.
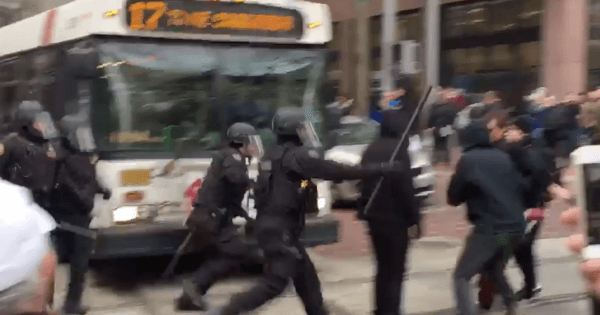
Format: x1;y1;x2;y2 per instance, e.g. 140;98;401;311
0;0;338;259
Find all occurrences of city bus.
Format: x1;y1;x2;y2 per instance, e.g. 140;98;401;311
0;0;338;259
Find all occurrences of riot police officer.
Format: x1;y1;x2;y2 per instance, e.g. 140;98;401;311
175;122;263;312
0;101;61;204
207;108;402;315
50;113;110;315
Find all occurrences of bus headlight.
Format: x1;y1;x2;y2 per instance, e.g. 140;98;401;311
318;197;326;210
113;206;139;223
315;181;331;215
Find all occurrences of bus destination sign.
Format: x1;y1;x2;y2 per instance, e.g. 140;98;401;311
125;0;304;39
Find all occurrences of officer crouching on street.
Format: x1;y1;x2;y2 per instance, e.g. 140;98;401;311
207;107;404;315
49;114;110;315
176;122;261;312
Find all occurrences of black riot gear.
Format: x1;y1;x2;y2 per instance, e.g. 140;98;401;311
208;108;403;315
272;107;321;149
272;107;306;136
0;101;61;202
176;144;257;312
227;123;263;159
13;101;59;140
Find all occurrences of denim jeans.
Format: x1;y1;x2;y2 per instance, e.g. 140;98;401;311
454;232;522;315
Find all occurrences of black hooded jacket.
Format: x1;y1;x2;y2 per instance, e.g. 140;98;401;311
358;110;418;227
503;136;552;208
447;122;527;235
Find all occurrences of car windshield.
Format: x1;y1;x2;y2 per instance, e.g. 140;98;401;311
92;39;326;156
334;118;380;146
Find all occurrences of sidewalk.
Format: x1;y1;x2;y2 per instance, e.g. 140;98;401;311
310;237;590;314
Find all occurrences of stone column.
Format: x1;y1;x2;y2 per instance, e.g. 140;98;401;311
381;0;397;92
356;0;370;115
339;19;354;99
542;0;589;99
424;0;440;90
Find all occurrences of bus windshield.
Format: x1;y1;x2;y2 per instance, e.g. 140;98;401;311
92;39;326;156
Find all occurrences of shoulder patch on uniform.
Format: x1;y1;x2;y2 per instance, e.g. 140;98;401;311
308;150;319;158
260;160;272;171
232;153;242;161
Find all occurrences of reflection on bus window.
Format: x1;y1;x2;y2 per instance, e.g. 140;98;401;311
92;39;327;155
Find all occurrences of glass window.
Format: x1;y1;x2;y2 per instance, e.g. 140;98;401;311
219;48;326;151
441;0;542;113
94;40;220;155
370;15;382;72
335;118;379;146
93;39;327;156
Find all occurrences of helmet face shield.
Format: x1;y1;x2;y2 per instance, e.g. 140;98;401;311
244;135;264;159
297;122;321;148
73;126;96;152
32;111;59;139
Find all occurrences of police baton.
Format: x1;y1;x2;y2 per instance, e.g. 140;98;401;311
162;231;194;279
57;222;97;239
362;86;432;217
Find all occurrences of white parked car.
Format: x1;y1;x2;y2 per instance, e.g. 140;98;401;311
324;116;435;207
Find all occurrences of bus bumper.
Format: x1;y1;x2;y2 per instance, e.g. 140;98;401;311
90;214;339;259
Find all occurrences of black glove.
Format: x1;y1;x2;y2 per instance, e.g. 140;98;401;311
101;188;112;200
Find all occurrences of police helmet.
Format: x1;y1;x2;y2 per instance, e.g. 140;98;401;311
227;122;263;158
227;122;258;144
272;107;306;136
13;101;59;139
272;107;321;148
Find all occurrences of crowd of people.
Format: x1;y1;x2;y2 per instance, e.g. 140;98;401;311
427;86;600;168
5;81;600;315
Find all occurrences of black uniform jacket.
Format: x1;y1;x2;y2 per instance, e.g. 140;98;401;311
193;147;251;225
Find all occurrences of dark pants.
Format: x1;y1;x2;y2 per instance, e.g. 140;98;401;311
479;221;542;307
221;228;327;315
51;215;93;306
454;232;522;315
368;221;410;315
513;221;542;291
434;136;450;164
190;230;254;294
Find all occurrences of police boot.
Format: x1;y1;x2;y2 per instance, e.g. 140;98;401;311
174;279;209;311
62;269;89;315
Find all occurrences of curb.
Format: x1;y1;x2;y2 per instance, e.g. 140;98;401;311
412;237;463;248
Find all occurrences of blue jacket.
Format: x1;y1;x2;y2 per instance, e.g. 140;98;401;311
527;106;549;133
370;100;402;123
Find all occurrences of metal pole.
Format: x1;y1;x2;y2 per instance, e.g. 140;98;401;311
381;0;396;92
424;0;440;89
356;0;370;116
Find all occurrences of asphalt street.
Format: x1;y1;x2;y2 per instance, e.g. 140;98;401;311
51;237;591;315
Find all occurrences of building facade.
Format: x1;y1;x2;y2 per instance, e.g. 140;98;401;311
317;0;590;113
